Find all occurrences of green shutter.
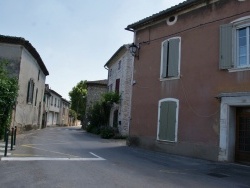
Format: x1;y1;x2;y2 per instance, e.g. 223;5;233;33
161;40;168;78
159;101;169;140
166;101;176;141
158;100;177;141
27;80;30;103
219;24;233;69
168;38;180;77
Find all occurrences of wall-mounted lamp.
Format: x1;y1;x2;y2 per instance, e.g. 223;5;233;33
129;43;140;59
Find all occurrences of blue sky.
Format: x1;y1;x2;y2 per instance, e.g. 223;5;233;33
0;0;184;100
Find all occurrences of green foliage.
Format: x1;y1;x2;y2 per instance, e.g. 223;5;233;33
69;80;87;121
69;109;77;121
102;92;120;104
86;92;121;139
0;60;19;139
100;126;115;139
86;124;101;135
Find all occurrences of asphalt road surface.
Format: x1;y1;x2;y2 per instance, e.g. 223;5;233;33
0;126;249;188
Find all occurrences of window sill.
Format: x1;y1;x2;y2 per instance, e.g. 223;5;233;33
156;139;177;144
228;67;250;73
160;76;180;81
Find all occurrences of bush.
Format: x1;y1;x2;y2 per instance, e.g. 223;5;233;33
100;126;115;139
86;124;101;135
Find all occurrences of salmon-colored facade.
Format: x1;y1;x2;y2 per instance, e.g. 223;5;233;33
126;0;250;162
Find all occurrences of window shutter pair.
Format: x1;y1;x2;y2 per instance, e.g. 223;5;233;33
161;38;180;78
219;24;233;69
158;100;177;141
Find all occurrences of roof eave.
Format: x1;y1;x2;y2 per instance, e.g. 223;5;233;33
125;0;202;31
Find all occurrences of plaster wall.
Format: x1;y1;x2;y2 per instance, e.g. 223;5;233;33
130;0;250;161
14;47;46;131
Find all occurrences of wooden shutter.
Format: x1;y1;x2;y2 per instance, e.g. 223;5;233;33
115;79;120;93
158;100;177;141
168;38;180;77
27;80;31;103
161;40;168;78
219;24;233;69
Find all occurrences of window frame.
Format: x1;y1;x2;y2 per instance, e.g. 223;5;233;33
234;23;250;69
27;79;35;104
220;16;250;72
157;98;179;142
160;37;181;81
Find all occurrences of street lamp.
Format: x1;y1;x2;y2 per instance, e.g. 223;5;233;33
129;43;140;59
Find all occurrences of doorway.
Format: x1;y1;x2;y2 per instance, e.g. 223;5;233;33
236;107;250;163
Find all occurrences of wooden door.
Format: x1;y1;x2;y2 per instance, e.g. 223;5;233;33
236;108;250;163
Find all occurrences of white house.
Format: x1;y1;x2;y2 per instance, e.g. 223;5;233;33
0;35;49;132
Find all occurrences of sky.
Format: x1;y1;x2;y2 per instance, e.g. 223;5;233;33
0;0;185;100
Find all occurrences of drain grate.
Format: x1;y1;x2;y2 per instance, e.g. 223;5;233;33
207;173;229;178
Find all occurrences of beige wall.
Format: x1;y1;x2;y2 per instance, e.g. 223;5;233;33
14;47;46;130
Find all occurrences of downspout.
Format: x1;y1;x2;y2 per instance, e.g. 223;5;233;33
125;27;135;137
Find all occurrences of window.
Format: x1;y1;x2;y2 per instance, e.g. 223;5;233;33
115;79;120;93
109;69;112;77
118;60;121;70
220;16;250;70
157;98;179;142
27;79;35;104
51;96;53;106
34;88;38;106
160;37;181;79
38;70;40;81
54;98;57;107
109;84;113;92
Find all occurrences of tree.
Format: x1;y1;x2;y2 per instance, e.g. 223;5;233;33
68;80;87;121
0;60;19;139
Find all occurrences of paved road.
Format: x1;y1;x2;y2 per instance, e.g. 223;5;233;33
0;126;249;188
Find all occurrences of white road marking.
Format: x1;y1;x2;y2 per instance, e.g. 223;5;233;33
0;152;11;156
0;152;105;161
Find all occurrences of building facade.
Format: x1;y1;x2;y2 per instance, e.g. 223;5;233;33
47;89;62;126
84;79;108;127
59;98;70;126
125;0;250;163
0;35;49;132
104;45;133;136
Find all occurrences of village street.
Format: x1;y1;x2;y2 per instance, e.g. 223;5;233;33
0;126;249;188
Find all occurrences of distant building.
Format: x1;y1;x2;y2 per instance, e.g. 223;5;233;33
0;35;49;132
42;84;51;128
84;79;108;127
59;98;70;126
47;89;62;126
104;44;133;136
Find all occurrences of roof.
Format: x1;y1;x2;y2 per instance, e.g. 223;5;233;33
104;44;129;68
62;98;70;104
49;89;62;97
86;79;108;87
0;35;49;76
125;0;201;31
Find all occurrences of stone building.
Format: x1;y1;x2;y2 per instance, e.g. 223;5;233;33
84;79;108;127
104;45;133;136
0;35;49;132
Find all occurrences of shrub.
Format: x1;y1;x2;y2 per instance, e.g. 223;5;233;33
86;124;101;135
100;126;115;139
